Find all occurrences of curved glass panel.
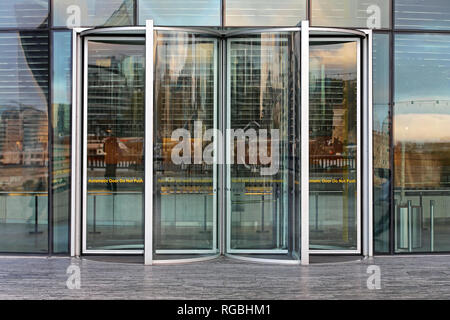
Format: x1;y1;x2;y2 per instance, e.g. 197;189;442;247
226;32;301;261
153;31;219;260
309;40;359;251
85;38;145;251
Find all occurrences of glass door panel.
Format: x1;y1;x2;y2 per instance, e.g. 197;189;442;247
153;31;219;257
309;40;360;252
83;38;145;252
226;32;301;259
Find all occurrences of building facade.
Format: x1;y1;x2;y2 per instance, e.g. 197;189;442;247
0;0;449;264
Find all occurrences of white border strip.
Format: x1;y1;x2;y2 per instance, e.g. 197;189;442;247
144;20;154;265
300;20;310;265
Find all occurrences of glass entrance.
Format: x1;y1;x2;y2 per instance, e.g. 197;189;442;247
78;26;366;261
82;37;145;253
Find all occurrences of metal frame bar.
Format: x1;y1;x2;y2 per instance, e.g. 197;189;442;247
144;20;154;264
300;20;310;265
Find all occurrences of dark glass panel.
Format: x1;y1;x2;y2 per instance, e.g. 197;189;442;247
373;33;390;253
52;31;72;254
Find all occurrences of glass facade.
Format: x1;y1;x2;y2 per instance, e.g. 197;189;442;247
394;33;450;252
395;0;450;30
139;0;221;26
0;31;49;252
225;0;306;26
311;0;390;29
0;0;449;257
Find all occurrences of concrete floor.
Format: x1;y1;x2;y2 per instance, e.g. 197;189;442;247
0;254;449;299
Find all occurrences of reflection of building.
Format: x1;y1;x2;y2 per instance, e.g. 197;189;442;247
0;106;48;166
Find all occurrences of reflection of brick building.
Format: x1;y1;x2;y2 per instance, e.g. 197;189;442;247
0;107;48;166
394;142;450;189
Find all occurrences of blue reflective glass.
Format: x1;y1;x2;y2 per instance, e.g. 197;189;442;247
395;0;450;30
0;0;48;29
139;0;220;26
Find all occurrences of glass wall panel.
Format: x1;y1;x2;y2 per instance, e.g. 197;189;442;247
139;0;220;26
373;33;390;253
52;31;72;253
0;32;49;252
0;0;48;29
53;0;134;28
309;40;359;251
153;32;219;258
394;34;450;252
225;0;306;27
85;39;145;251
395;0;450;30
311;0;390;29
226;32;300;260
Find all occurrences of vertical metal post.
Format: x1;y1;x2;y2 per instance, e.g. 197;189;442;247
144;20;154;265
430;200;435;252
300;20;310;265
407;200;412;252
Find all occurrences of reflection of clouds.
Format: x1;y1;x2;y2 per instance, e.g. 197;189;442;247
394;113;450;142
310;42;357;77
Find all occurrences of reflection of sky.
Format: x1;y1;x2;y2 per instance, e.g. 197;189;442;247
395;34;450;104
395;0;450;30
394;33;450;142
52;32;72;105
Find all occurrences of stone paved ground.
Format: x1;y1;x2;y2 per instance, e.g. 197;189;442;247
0;255;449;299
